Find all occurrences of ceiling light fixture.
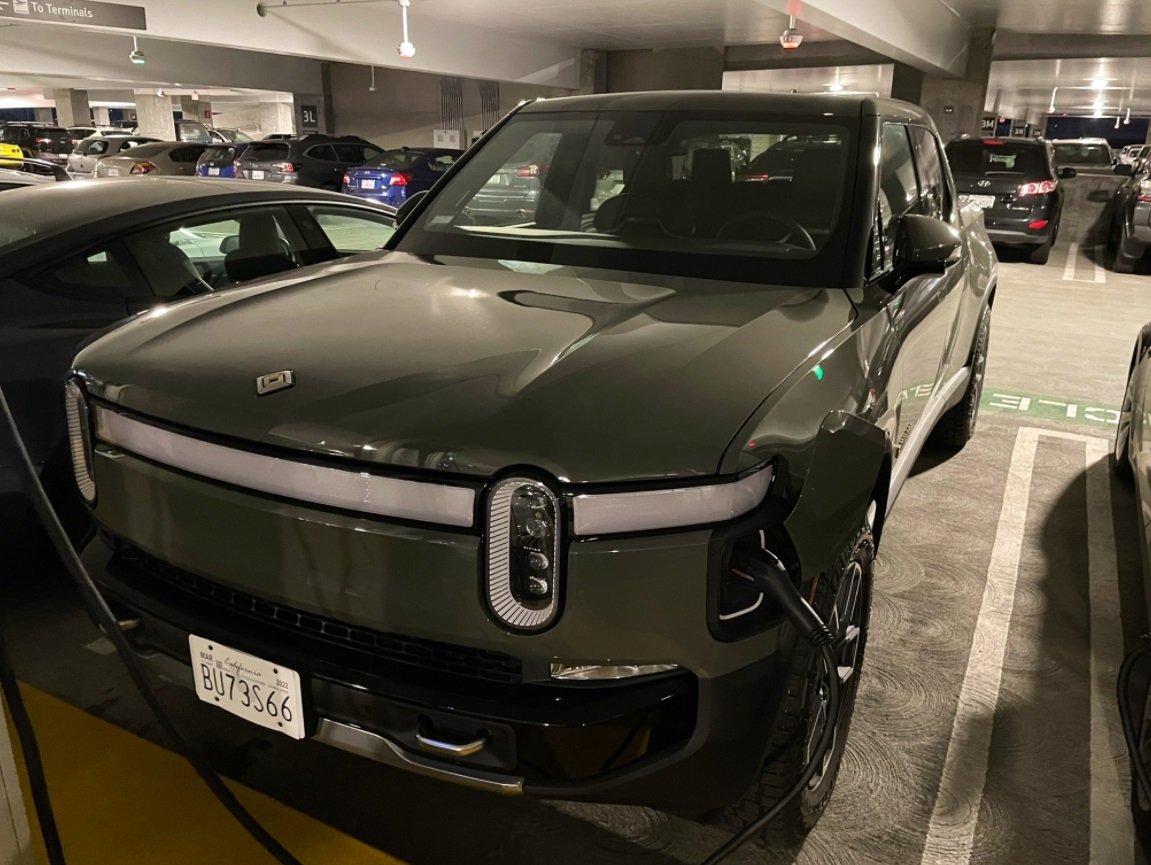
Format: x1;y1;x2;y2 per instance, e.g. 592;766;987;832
828;83;844;93
397;0;416;59
1047;85;1058;114
156;88;167;98
369;65;377;92
1125;107;1132;125
1091;78;1108;90
780;15;803;50
191;90;199;101
129;35;145;65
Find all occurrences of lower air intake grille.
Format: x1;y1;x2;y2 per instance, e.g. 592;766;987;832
118;544;522;686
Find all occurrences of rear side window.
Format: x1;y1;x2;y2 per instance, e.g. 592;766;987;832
945;142;1049;178
0;127;29;145
332;144;378;163
170;146;206;163
305;144;338;161
33;246;136;303
245;143;291;161
428;153;457;173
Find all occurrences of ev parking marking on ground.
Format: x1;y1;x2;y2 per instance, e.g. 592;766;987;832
920;428;1132;865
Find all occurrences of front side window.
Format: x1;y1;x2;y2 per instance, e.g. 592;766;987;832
396;110;857;287
306;206;396;255
428;153;457;173
876;124;920;268
909;126;949;221
170;146;206;164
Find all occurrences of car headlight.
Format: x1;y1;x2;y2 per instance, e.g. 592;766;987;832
571;465;773;536
65;380;96;503
486;477;562;632
550;662;679;681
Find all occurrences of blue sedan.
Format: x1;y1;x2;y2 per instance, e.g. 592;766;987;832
343;147;462;206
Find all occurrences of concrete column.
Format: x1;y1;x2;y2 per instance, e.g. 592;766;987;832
33;107;54;123
916;28;996;142
259;101;294;137
179;96;206;123
605;47;724;93
576;49;606;95
92;106;111;126
133;91;175;140
50;88;90;128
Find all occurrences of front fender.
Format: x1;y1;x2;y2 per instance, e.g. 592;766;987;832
784;411;888;584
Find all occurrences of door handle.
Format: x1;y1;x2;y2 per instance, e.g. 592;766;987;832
415;728;488;758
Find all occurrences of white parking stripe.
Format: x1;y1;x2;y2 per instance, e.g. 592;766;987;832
1063;243;1080;281
920;427;1036;865
1095;246;1108;285
920;428;1133;865
1084;437;1132;865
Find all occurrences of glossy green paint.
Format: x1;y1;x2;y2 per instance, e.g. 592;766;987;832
90;447;780;679
75;252;856;485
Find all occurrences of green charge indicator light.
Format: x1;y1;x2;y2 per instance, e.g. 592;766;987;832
813;365;824;380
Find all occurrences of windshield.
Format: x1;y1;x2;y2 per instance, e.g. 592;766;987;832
202;145;238;162
945;141;1049;178
216;129;252;142
1053;142;1112;165
396;110;856;287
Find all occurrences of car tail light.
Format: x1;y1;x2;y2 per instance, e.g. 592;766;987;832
342;173;350;186
985;140;1004;145
740;174;771;182
274;161;297;173
1018;180;1058;196
1029;220;1049;229
389;172;412;186
486;478;561;632
130;161;156;175
515;163;542;178
36;137;52;144
1138;180;1151;203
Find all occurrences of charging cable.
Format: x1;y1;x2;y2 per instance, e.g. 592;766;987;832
0;382;304;865
700;552;841;865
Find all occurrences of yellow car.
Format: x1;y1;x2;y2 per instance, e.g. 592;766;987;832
0;142;23;167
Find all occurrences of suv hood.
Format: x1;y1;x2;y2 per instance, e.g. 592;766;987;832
74;254;855;484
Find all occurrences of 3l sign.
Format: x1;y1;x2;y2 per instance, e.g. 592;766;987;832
0;0;146;30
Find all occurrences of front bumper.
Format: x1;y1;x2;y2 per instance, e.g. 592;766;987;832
81;444;795;811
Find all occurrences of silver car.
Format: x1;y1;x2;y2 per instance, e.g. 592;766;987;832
94;141;210;178
69;135;158;179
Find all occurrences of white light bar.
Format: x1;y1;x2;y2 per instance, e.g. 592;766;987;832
572;466;772;536
93;407;476;528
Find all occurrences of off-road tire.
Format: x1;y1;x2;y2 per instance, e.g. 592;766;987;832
933;303;991;449
718;528;875;849
1115;361;1135;480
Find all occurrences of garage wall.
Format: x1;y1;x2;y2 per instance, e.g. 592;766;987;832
329;64;571;149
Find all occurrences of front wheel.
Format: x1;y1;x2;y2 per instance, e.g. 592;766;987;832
1115;361;1136;480
719;528;875;848
932;303;991;449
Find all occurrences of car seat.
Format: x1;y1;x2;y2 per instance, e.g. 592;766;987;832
224;211;297;283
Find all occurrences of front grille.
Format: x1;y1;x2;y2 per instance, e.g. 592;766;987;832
117;544;522;686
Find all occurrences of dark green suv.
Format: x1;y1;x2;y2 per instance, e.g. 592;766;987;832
70;92;995;842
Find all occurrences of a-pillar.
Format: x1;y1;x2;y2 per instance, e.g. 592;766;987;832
259;101;295;138
890;28;996;142
604;47;724;92
50;89;90;128
133;91;175;140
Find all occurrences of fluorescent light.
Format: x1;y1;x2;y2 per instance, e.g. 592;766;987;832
1091;78;1108;90
828;83;844;93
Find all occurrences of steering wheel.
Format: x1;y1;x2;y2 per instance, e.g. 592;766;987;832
716;213;817;251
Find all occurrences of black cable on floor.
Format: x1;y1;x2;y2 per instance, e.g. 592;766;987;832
1118;636;1151;805
0;621;66;865
0;383;304;865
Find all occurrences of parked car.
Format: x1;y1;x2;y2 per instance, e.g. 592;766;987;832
1120;144;1151;167
1053;138;1116;173
67;135;158;179
0;123;73;165
0;142;22;167
343;147;462;206
94;142;211;178
66;126;120;146
195;143;251;179
0;178;396;544
208;128;254;144
462;134;561;223
174;119;212;143
261;133;293;140
1108;158;1151;273
0;159;70;191
945;136;1072;264
67;93;995;843
236;135;381;190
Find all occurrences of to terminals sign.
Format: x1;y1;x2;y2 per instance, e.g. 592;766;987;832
0;0;146;30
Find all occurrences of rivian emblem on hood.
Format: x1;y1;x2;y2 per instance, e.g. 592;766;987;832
255;370;295;396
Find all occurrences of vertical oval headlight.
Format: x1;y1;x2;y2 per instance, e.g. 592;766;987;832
65;380;96;503
486;477;561;631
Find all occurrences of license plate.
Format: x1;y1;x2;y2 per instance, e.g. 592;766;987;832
967;194;996;209
252;170;265;180
189;635;304;739
362;178;377;190
208;167;220;176
106;167;121;177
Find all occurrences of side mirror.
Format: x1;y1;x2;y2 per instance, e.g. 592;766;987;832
1059;166;1077;179
395;190;428;225
892;214;961;280
1115;163;1135;177
219;235;240;255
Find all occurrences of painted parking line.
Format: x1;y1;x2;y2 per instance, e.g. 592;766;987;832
1060;243;1108;285
1063;243;1080;281
981;389;1120;429
919;428;1132;865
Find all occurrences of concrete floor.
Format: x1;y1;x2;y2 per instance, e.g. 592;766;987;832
3;241;1151;865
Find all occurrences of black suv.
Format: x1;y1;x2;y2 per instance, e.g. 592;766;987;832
236;135;381;190
0;123;74;166
945;136;1073;264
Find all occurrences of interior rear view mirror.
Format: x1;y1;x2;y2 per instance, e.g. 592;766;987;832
395;190;428;225
1115;163;1135;177
1059;167;1078;179
891;214;961;282
219;235;240;255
